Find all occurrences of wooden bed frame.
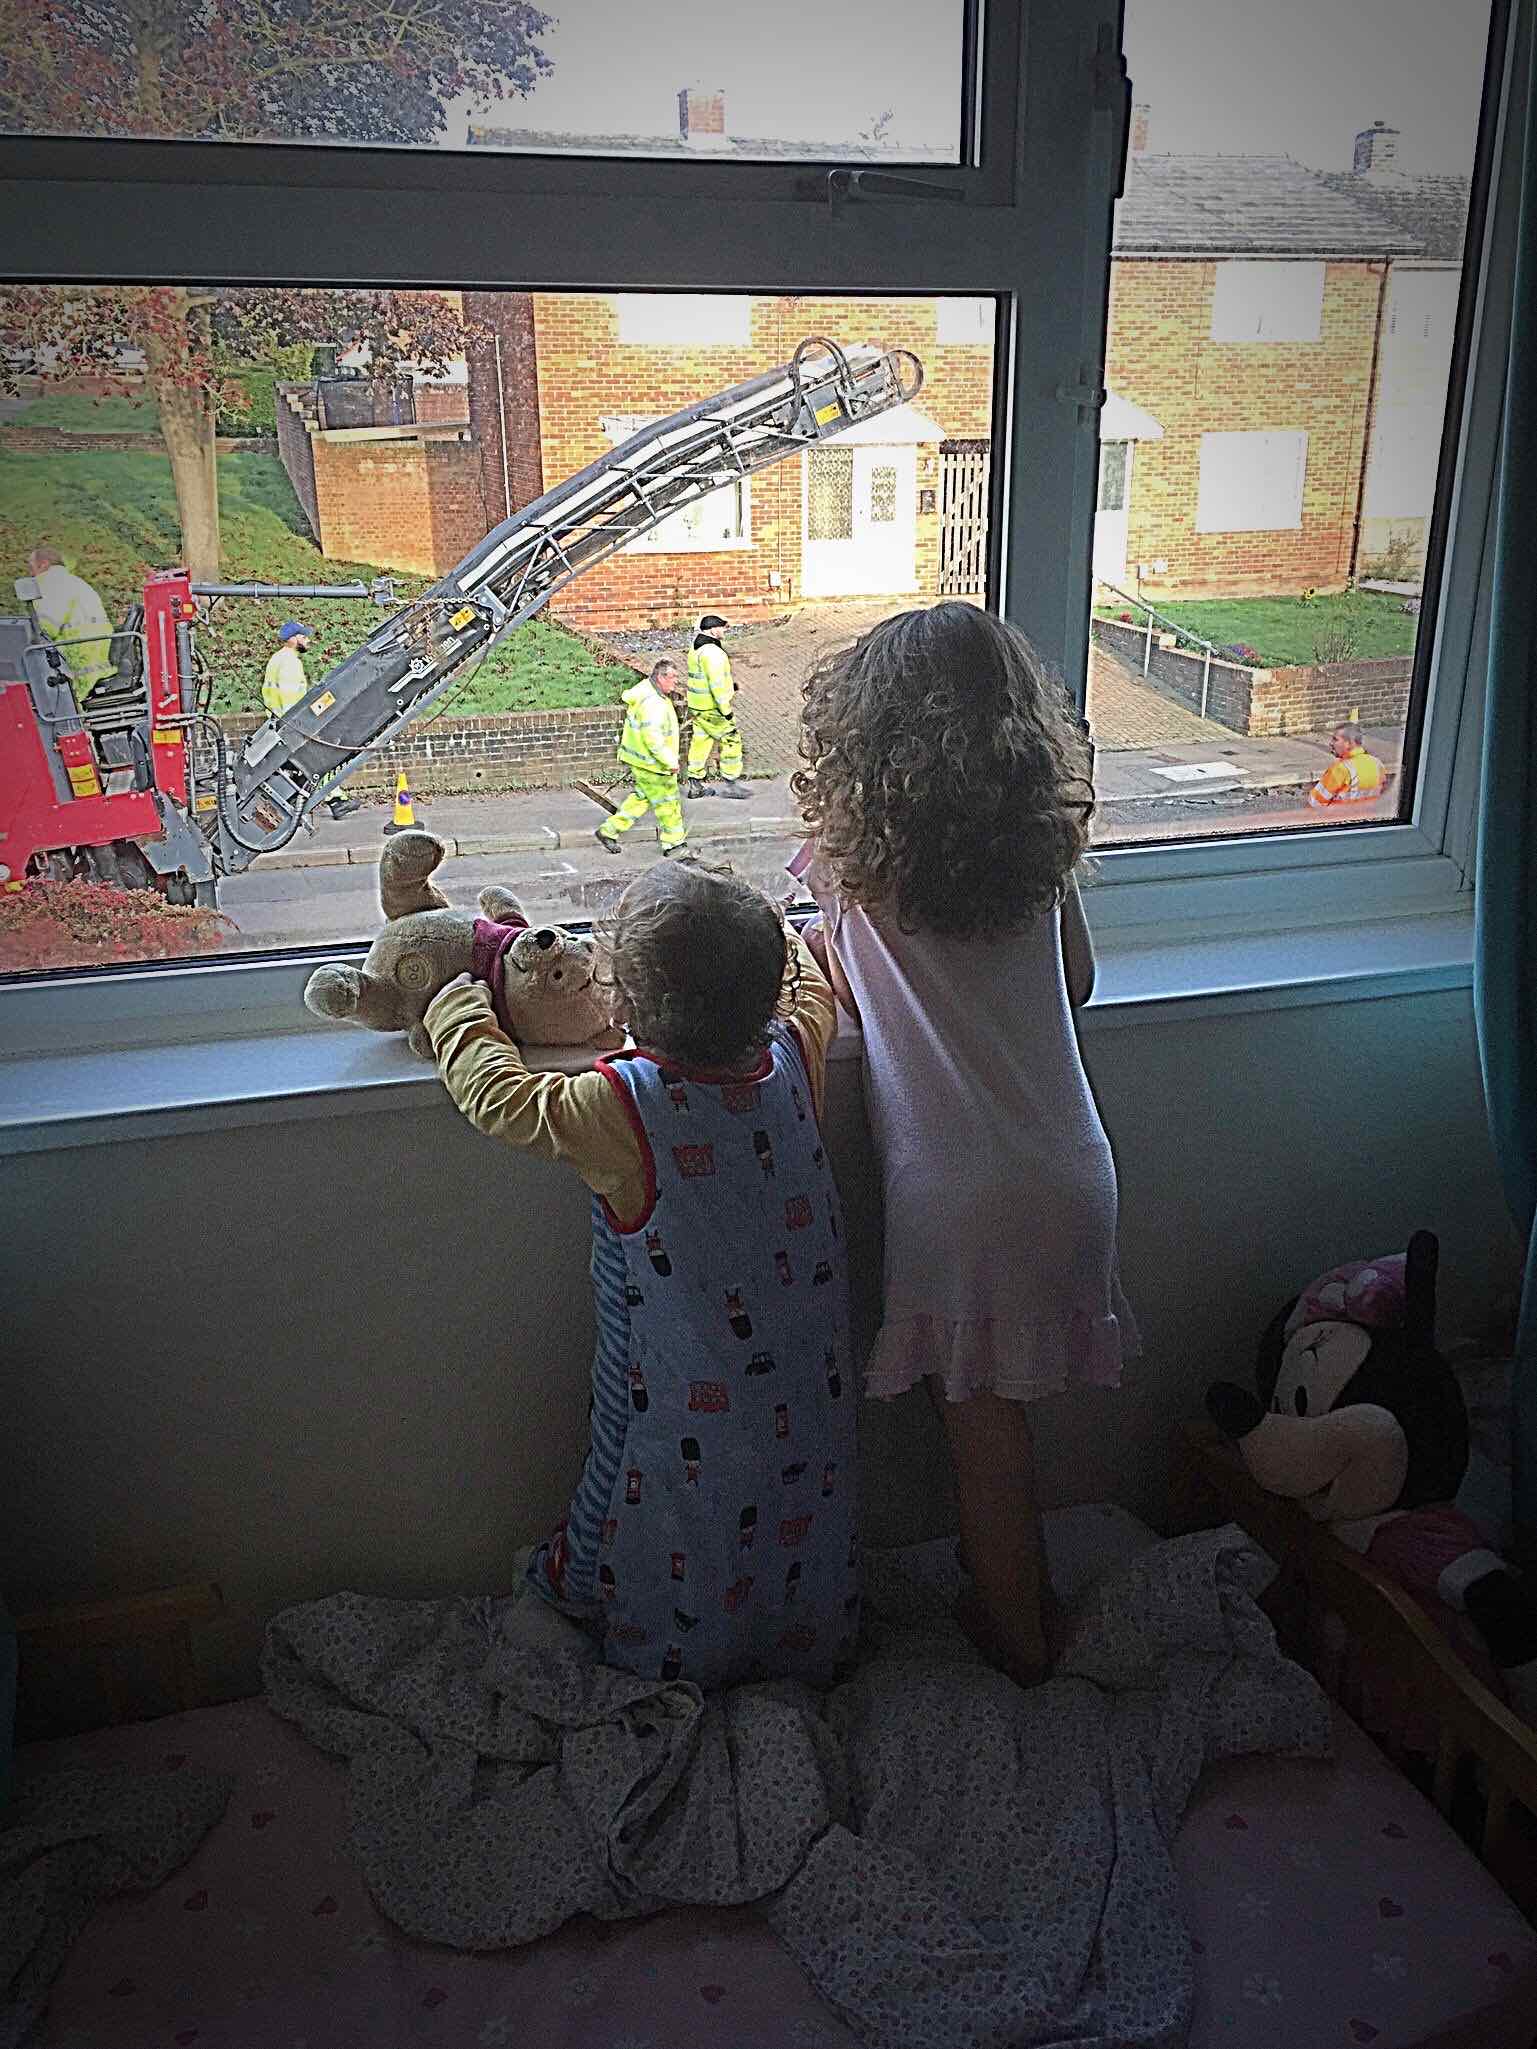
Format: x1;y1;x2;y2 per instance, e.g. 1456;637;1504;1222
17;1450;1537;1923
1173;1418;1537;1916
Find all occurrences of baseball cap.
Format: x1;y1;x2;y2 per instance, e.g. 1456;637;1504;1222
278;621;312;641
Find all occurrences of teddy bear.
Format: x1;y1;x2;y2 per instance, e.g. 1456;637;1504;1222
1206;1229;1537;1720
303;828;621;1057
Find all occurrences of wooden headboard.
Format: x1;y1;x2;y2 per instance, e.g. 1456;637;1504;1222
1173;1419;1537;1916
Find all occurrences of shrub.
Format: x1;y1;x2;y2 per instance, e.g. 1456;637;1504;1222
1311;606;1366;666
0;880;232;972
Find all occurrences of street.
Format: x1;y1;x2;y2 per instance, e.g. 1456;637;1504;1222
215;773;1385;949
220;817;808;948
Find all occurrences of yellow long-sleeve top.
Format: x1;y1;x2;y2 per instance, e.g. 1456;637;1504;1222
425;929;838;1224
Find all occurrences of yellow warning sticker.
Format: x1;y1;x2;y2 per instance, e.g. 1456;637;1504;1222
194;794;218;813
814;402;842;425
450;606;477;630
152;728;180;745
311;691;336;714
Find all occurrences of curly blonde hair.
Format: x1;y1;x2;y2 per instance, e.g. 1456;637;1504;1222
792;603;1094;940
600;860;794;1069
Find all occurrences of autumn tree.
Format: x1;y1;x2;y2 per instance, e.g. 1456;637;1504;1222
0;286;482;578
0;2;553;147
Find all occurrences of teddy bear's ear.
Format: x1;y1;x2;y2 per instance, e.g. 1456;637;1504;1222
379;831;450;920
305;963;365;1020
1404;1229;1439;1341
479;886;526;925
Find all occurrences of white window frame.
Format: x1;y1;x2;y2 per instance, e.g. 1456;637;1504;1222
612;293;753;346
602;414;753;549
1195;428;1307;532
1209;259;1325;343
0;0;1521;1096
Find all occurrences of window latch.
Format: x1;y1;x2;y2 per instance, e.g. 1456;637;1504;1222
1057;377;1107;419
825;167;966;219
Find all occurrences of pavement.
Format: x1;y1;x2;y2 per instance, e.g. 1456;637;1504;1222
254;724;1402;873
243;598;1403;876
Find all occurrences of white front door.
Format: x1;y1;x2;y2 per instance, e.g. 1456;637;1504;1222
1092;440;1133;590
802;443;917;597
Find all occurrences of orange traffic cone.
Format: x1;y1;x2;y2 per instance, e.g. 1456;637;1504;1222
382;770;419;835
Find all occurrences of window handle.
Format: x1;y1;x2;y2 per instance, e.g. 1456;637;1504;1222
824;167;967;218
1057;376;1107;419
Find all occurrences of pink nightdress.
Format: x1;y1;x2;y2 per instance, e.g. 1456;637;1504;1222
792;844;1137;1403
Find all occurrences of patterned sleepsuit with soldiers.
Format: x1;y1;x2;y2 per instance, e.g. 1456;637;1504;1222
424;936;856;1691
547;1031;855;1689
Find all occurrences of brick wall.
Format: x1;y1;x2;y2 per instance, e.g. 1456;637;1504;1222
220;704;624;797
1106;258;1386;597
413;381;470;425
463;292;545;526
526;293;992;629
275;386;319;537
1092;617;1260;730
1250;655;1412;737
1090;618;1412;736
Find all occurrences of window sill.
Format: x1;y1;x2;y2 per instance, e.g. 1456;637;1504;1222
0;907;1474;1156
631;538;755;555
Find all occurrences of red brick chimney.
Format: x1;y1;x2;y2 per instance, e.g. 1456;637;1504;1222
1129;103;1151;155
678;85;729;149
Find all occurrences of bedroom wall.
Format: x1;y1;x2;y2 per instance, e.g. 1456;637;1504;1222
1;984;1516;1706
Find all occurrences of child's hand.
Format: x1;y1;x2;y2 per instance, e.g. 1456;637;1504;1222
437;972;483;1000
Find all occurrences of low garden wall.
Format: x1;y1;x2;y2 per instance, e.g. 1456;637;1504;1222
1091;617;1413;738
3;429;277;456
219;703;625;797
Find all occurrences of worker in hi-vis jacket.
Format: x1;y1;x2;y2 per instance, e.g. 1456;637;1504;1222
27;544;115;701
597;659;689;857
262;622;359;818
684;612;749;800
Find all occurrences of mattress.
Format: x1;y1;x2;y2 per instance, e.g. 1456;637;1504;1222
19;1507;1537;2049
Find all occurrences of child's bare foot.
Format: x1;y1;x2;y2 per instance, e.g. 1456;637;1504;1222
956;1584;1050;1689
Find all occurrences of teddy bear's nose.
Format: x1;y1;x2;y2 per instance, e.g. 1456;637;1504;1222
533;929;557;950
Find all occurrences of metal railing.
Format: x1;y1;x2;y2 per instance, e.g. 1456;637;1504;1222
1095;580;1228;722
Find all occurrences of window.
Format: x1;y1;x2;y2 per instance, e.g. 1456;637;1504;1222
0;0;1517;1031
1097;441;1129;512
1209;261;1325;343
1088;0;1499;854
0;286;990;974
613;295;753;346
0;1;971;165
936;296;994;344
603;417;752;548
1195;430;1307;532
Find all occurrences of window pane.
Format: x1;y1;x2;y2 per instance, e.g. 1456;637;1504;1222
0;3;967;165
808;450;856;542
1089;0;1493;847
0;288;991;973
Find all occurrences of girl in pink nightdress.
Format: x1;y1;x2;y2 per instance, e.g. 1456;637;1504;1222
790;601;1137;1686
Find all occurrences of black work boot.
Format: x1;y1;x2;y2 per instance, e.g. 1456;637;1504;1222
718;780;751;800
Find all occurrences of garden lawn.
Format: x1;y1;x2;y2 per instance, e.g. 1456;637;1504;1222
1094;590;1419;667
5;365;300;437
0;444;634;714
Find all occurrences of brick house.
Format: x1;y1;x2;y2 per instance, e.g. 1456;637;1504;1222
270;96;1465;621
1102;121;1427;601
1319;123;1470;577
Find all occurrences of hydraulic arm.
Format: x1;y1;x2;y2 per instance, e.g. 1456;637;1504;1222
212;337;922;867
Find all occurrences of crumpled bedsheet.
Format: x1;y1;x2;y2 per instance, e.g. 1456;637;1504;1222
0;1760;231;2049
261;1526;1333;2049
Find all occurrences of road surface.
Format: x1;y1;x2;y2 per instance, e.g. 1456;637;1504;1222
215;779;1387;950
